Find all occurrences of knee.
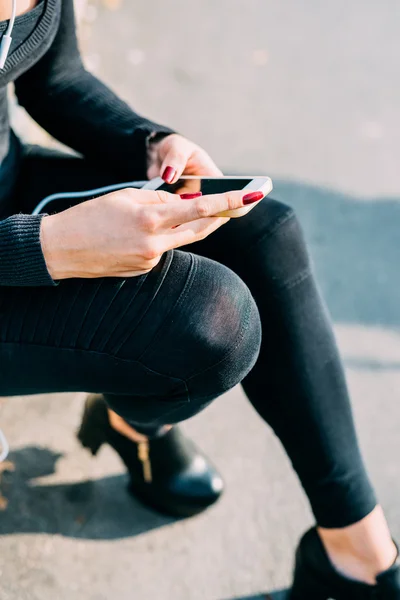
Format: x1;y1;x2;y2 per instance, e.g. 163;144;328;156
245;198;312;288
183;256;262;400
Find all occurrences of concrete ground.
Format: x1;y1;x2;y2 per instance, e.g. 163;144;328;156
2;0;400;598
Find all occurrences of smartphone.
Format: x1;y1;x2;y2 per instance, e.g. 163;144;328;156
143;176;273;218
32;176;272;219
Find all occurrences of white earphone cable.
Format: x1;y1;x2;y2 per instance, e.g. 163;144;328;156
32;180;148;214
0;0;17;70
8;0;17;32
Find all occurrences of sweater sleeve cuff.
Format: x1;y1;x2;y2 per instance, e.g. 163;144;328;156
0;214;57;287
130;121;176;179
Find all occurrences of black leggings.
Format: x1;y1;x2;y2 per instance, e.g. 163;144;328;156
0;145;377;528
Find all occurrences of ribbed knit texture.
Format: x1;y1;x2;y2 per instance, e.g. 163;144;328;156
0;0;174;286
0;214;55;286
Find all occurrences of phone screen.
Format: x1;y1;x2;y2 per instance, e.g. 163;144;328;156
157;178;254;195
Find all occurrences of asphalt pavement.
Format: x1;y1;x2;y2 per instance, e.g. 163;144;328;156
1;1;400;598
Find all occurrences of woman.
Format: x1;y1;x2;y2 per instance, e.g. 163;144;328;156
0;0;399;597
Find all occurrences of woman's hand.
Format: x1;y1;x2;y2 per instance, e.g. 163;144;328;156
40;187;255;281
147;133;222;183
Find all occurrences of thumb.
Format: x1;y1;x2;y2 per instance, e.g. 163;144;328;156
160;146;190;184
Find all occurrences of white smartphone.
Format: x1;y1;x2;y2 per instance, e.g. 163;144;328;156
143;175;273;218
32;175;272;219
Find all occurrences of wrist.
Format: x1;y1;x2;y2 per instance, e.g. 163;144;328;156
146;131;173;149
40;214;71;280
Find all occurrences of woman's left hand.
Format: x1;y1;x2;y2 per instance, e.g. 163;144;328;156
147;133;222;183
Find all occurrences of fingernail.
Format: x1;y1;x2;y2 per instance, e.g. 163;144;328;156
162;166;177;183
180;192;202;199
242;191;264;205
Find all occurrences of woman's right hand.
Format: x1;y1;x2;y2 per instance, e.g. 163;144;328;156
40;187;256;280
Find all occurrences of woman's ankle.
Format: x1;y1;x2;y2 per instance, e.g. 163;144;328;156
318;506;397;585
108;410;149;443
107;409;171;443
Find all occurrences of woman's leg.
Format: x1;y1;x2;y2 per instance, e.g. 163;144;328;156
2;145;261;516
182;197;396;582
9;145;260;425
0;247;260;427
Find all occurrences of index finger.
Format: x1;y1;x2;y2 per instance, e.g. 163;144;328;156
159;190;264;227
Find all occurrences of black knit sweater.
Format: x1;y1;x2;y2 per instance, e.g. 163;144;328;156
0;0;173;286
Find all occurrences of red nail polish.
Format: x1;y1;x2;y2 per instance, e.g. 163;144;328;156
242;191;264;205
162;166;177;183
180;192;202;199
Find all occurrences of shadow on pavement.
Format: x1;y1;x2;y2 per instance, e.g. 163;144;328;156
0;446;175;539
273;179;400;331
220;589;289;600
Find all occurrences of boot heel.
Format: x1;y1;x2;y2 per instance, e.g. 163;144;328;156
289;558;329;600
77;404;106;456
291;528;400;600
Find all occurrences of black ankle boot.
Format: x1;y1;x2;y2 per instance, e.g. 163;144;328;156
290;527;400;599
77;394;224;517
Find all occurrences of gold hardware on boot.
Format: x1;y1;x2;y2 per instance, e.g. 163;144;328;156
137;441;152;483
